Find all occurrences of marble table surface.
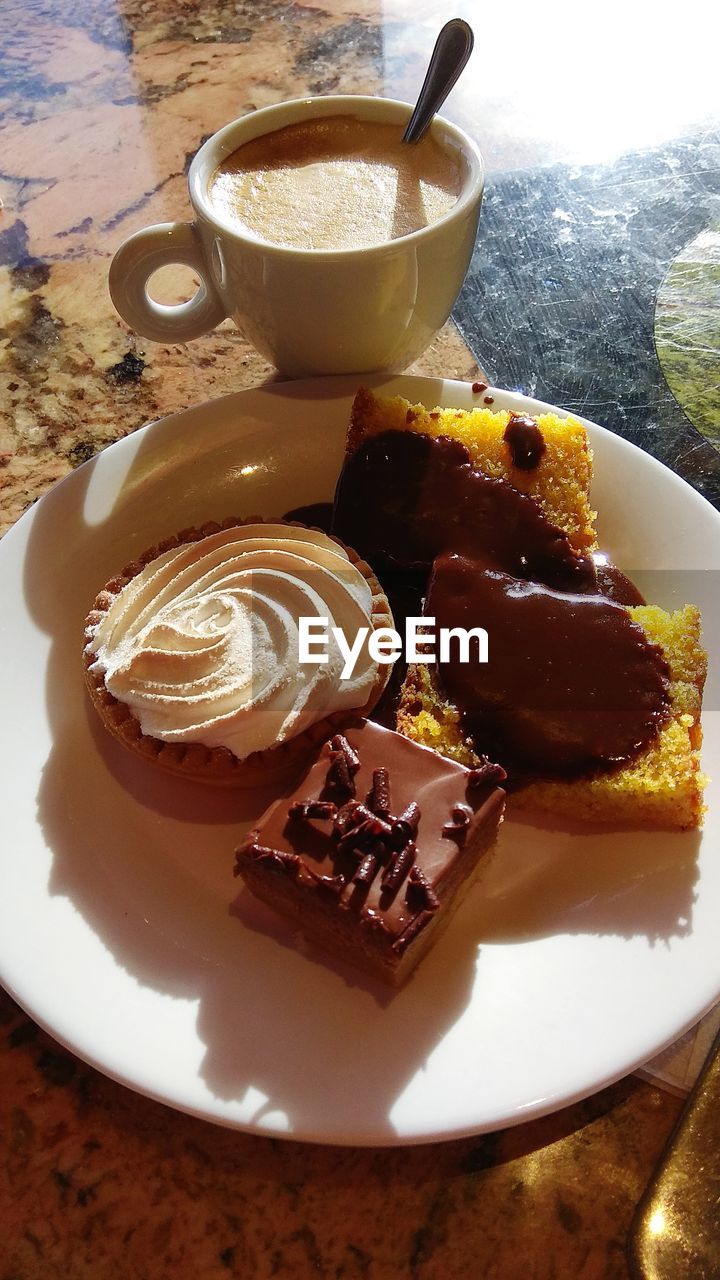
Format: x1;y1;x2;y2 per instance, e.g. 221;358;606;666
2;1;718;1276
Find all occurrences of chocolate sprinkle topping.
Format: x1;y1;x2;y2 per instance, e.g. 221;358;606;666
397;802;421;832
289;800;337;821
406;866;440;912
353;852;380;886
452;803;472;825
333;800;365;839
371;767;392;815
363;813;394;839
244;845;300;876
317;873;346;895
381;841;417;893
233;721;507;976
391;909;435;955
442;802;474;840
234;830;259;866
390;801;421;849
330;734;361;775
468;760;508;788
342;802;374;827
337;815;393;856
336;828;370;858
326;749;354;796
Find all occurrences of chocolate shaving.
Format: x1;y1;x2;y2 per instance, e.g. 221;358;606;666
288;800;337;822
342;802;376;828
234;830;259;863
442;802;473;840
362;813;393;839
317;873;346;895
238;844;300;877
370;767;392;816
330;734;361;775
391;909;435;955
326;749;354;796
381;842;416;893
391;801;421;849
333;800;365;839
467;759;507;789
334;804;372;843
337;815;392;856
453;802;473;825
406;866;440;912
398;802;421;832
335;830;368;859
353;852;379;886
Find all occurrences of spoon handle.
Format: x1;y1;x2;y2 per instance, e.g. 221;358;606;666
402;19;474;144
628;1026;720;1278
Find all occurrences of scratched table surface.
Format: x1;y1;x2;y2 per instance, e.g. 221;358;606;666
1;2;719;1277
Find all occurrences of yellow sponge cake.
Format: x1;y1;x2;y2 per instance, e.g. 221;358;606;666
397;603;706;830
346;385;597;552
334;388;707;830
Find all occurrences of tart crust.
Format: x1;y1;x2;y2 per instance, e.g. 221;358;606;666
83;516;393;787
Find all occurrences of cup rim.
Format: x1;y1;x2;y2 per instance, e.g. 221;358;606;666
188;94;484;260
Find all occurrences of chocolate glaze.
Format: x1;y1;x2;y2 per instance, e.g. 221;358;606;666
427;554;671;780
327;423;662;783
283;501;333;533
369;568;426;727
283;499;646;610
592;552;646;606
332;430;594;590
282;495;425;729
235;720;505;952
503;413;546;470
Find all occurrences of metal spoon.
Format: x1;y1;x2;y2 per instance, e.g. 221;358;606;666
628;1025;720;1278
402;19;474;145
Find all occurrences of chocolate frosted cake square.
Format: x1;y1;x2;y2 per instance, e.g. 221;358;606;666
234;720;506;985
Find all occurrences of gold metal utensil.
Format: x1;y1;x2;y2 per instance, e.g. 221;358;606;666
628;1028;720;1278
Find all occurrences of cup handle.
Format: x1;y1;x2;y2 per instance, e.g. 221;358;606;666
108;222;227;343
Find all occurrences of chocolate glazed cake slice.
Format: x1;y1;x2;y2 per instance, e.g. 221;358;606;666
423;555;671;780
233;721;506;986
331;393;598;727
333;389;707;828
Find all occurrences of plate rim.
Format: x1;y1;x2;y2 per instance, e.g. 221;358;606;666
1;371;719;1147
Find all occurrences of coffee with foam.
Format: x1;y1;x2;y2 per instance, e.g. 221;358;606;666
209;115;463;251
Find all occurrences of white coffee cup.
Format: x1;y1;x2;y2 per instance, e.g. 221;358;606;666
108;95;484;378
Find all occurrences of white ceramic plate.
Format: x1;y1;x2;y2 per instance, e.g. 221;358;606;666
1;374;719;1146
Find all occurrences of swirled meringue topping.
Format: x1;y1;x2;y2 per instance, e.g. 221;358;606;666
86;523;380;760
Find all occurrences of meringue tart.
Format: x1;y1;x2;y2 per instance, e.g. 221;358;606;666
83;517;392;786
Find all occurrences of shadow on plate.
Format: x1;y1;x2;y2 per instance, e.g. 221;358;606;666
21;412;702;1135
37;713;489;1132
473;807;699;945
